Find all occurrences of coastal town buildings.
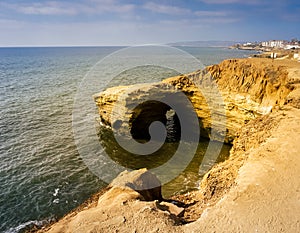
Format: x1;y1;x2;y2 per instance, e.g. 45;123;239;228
261;39;300;49
234;39;300;51
261;40;285;48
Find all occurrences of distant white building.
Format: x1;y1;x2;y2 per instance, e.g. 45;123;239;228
261;40;284;48
284;44;300;50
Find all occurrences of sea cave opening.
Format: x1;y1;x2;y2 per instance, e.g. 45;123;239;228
129;100;182;143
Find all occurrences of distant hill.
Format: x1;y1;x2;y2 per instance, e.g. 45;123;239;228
168;40;244;47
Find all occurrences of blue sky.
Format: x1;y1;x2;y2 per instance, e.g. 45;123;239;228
0;0;299;46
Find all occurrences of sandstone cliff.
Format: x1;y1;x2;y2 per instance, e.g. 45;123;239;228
39;58;300;233
94;58;295;143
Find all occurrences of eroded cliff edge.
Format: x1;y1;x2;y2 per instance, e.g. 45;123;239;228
40;58;300;233
94;58;294;143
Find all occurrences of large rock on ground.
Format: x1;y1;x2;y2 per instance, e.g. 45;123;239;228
99;168;162;206
41;169;183;233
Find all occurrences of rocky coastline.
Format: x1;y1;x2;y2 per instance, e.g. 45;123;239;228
37;57;300;232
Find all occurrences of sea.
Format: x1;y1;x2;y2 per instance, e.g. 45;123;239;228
0;46;255;232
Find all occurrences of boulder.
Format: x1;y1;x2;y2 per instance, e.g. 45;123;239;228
157;201;185;217
98;168;162;207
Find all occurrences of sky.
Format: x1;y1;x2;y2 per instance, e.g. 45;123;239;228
0;0;299;46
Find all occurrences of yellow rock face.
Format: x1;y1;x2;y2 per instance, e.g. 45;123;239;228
94;58;295;143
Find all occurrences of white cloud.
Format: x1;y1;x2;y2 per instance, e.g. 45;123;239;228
194;10;228;17
143;2;191;15
0;16;242;47
86;0;136;14
2;2;78;15
200;0;242;3
20;5;76;15
199;0;266;4
160;17;240;27
0;0;136;16
142;2;233;21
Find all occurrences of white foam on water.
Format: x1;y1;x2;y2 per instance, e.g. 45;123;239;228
5;219;50;233
53;188;59;197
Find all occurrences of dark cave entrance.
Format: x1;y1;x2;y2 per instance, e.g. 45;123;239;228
129;100;181;142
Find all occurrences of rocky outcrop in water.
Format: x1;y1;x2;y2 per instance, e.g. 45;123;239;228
94;58;294;143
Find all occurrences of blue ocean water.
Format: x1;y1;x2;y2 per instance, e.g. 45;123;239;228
0;46;255;232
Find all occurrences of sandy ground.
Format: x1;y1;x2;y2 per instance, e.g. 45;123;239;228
183;107;300;232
